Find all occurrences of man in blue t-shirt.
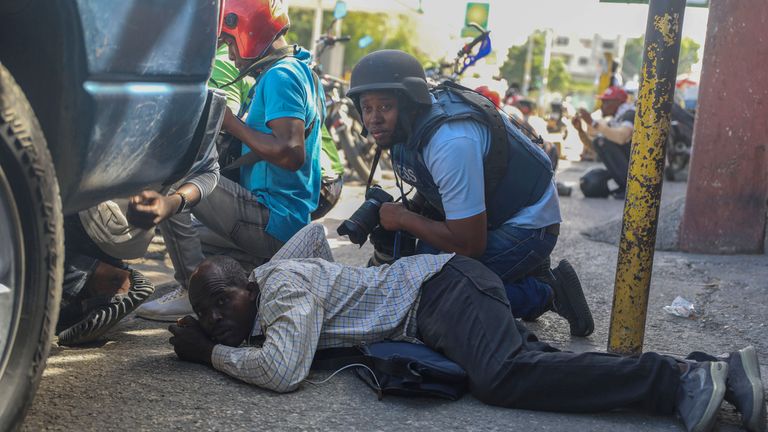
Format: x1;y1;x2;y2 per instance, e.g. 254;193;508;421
346;50;593;337
137;0;322;321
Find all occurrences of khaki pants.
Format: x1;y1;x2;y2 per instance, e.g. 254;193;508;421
159;176;283;288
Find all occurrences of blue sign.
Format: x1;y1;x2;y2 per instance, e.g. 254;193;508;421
358;35;374;49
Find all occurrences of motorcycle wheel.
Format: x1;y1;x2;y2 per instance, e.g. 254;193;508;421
664;133;691;182
338;122;374;181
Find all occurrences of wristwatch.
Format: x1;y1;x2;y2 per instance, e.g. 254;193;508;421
174;191;190;214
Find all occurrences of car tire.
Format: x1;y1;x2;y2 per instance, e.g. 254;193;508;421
0;63;64;431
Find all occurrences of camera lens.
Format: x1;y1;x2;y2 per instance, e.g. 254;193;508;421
336;187;394;246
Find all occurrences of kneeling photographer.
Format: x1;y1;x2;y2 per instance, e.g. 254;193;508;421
339;50;594;337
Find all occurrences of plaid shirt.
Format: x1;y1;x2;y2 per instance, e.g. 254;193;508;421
211;224;453;392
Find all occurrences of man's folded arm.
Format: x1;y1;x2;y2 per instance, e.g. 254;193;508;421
270;223;334;261
210;283;323;393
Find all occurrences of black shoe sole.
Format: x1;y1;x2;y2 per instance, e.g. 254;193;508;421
58;270;155;346
552;260;594;337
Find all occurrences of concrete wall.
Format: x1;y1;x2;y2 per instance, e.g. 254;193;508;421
679;0;768;254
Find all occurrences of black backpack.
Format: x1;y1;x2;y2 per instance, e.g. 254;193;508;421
579;167;611;198
311;341;468;401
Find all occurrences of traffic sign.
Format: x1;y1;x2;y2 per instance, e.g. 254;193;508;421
461;2;489;38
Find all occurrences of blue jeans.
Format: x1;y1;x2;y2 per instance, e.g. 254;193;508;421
416;224;556;319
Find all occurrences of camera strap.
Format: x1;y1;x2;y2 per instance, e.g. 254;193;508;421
366;145;411;260
365;146;382;193
390;145;414;260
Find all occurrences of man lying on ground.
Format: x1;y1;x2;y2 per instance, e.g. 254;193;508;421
167;224;766;432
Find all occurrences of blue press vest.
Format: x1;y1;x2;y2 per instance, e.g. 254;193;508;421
391;88;554;228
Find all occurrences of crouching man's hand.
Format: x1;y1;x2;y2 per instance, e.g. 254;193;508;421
127;190;179;229
169;316;215;366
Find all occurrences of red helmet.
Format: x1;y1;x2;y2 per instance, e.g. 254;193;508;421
220;0;290;60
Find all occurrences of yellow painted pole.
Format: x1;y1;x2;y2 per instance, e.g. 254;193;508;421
607;0;686;355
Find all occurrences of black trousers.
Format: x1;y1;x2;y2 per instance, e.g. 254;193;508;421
416;256;680;414
593;137;631;190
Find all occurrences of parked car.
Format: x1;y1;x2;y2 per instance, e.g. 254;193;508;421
0;0;225;429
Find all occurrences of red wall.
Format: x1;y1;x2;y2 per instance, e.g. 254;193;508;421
679;0;768;254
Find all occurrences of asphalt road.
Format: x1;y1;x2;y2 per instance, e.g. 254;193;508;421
24;161;767;431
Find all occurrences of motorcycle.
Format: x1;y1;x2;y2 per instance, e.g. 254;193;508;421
664;103;695;181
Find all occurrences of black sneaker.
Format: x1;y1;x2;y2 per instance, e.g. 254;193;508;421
547;260;594;337
723;346;766;432
58;270;155;346
676;361;728;432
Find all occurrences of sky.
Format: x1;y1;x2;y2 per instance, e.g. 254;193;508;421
414;0;711;59
289;0;711;60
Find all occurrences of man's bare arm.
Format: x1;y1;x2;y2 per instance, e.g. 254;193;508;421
588;122;633;145
379;203;487;257
222;108;306;171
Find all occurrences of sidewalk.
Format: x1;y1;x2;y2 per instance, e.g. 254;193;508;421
24;161;767;431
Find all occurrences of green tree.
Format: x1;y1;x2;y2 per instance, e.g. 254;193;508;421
341;12;429;72
622;35;644;79
286;8;428;74
547;57;571;92
499;31;571;93
622;35;700;78
285;9;323;51
499;31;544;90
678;37;700;75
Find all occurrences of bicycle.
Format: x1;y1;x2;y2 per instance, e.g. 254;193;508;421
425;22;492;85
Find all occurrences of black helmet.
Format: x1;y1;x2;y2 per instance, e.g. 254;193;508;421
579;168;611;198
347;50;431;107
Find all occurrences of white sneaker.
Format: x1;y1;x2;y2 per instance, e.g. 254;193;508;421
135;285;194;322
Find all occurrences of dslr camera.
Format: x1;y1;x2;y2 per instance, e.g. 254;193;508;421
336;185;394;246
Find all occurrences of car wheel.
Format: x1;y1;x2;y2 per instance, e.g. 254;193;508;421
0;63;64;431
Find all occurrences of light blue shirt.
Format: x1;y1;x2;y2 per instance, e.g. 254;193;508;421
241;48;323;243
423;118;561;229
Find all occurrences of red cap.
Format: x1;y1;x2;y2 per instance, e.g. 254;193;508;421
475;86;501;108
598;86;628;102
